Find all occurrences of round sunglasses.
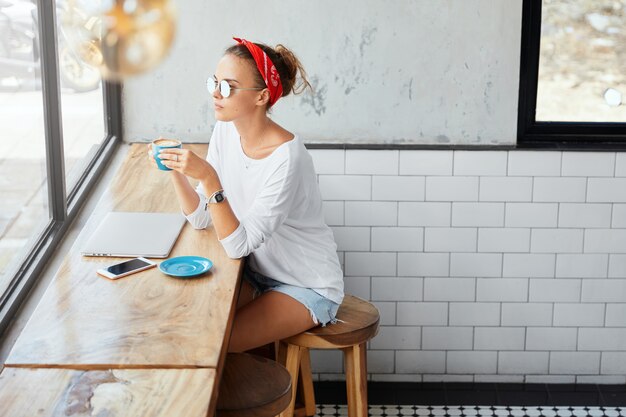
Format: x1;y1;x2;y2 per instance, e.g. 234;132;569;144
206;77;264;98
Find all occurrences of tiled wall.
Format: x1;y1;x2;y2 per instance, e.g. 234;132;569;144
307;149;626;384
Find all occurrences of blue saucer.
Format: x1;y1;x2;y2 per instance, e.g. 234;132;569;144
159;256;213;278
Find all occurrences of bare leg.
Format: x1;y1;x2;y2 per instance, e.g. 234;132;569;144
236;280;257;310
228;291;317;353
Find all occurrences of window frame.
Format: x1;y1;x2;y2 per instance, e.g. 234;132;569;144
517;0;626;150
0;0;122;336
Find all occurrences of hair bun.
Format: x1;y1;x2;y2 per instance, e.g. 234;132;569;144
272;44;312;96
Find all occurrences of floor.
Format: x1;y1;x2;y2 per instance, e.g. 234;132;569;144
314;382;626;417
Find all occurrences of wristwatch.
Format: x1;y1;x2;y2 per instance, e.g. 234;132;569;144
208;189;226;204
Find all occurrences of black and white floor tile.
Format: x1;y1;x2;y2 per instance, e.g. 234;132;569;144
315;405;624;417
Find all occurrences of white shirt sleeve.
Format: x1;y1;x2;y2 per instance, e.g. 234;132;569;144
218;157;298;259
182;125;220;229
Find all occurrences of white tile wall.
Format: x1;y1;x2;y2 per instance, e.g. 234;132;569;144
454;151;507;176
396;302;447;326
501;304;552;326
508;152;561;176
533;177;587;202
309;149;345;174
613;204;626;227
395;351;446;374
370;326;421;350
606;303;626;326
372;176;425;201
526;328;577;351
584;229;626;253
346;150;399;175
331;227;370;251
422;327;473;350
397;253;449;277
559;203;612;228
498;352;550;374
608;254;626;277
450;253;502;277
587;178;626;202
447;351;498;374
449;303;500;326
530;229;584;253
528;279;581;302
345;201;397;226
425;228;477;252
423;278;475;301
309;148;626;383
474;327;525;350
617;153;626;176
372;277;421;301
372;227;423;252
555;254;608;278
479;177;533;202
478;228;530;252
505;203;558;227
549;352;601;375
319;175;370;200
502;254;555;277
400;151;453;175
451;203;505;227
553;303;605;327
601;352;626;374
562;152;616;177
476;278;528;302
426;177;479;201
322;201;344;226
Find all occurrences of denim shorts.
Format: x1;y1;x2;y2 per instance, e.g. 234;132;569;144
242;265;340;327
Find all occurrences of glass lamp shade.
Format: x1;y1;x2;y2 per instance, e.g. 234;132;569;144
61;0;176;80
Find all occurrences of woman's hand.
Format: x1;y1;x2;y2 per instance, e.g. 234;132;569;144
146;144;158;169
158;147;218;182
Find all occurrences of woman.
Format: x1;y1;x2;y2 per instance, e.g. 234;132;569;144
148;38;344;353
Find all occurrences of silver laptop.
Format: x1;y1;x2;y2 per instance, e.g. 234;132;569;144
82;212;186;258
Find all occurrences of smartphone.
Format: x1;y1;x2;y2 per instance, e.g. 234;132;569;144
97;257;157;280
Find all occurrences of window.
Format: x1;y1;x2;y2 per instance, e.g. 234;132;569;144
518;0;626;147
0;0;121;334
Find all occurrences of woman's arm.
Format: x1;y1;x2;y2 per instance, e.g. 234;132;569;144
147;144;209;229
170;171;200;216
159;148;297;259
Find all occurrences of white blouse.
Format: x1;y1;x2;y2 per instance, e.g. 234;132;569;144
184;121;344;304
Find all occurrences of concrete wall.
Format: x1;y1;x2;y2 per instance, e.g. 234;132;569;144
123;0;522;145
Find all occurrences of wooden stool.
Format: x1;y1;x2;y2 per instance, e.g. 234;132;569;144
278;295;380;417
217;353;292;417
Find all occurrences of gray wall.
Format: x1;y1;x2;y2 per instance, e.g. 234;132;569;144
123;0;523;145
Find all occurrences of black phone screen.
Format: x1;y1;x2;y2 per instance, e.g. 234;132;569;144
106;258;151;275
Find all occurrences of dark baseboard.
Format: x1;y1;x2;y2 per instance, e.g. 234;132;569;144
313;382;626;407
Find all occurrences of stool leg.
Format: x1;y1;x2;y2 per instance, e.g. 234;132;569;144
299;348;317;416
279;343;302;417
343;343;368;417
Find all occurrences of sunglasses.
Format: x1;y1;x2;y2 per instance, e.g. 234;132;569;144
206;77;264;98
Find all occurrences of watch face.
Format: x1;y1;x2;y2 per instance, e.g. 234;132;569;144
216;193;224;202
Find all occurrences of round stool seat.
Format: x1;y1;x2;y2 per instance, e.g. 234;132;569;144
217;353;292;417
284;295;380;349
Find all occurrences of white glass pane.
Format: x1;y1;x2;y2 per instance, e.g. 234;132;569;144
537;0;626;122
0;0;50;292
56;4;104;193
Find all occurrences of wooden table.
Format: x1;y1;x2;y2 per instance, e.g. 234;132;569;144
3;144;242;416
0;367;215;417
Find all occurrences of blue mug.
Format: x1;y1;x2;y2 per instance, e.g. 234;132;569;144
152;138;182;171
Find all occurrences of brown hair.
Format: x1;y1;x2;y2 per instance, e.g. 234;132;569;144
225;41;312;100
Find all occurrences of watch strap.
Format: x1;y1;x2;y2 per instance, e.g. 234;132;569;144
208;189;226;204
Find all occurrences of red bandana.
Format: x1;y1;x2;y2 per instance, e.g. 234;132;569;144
233;37;284;107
